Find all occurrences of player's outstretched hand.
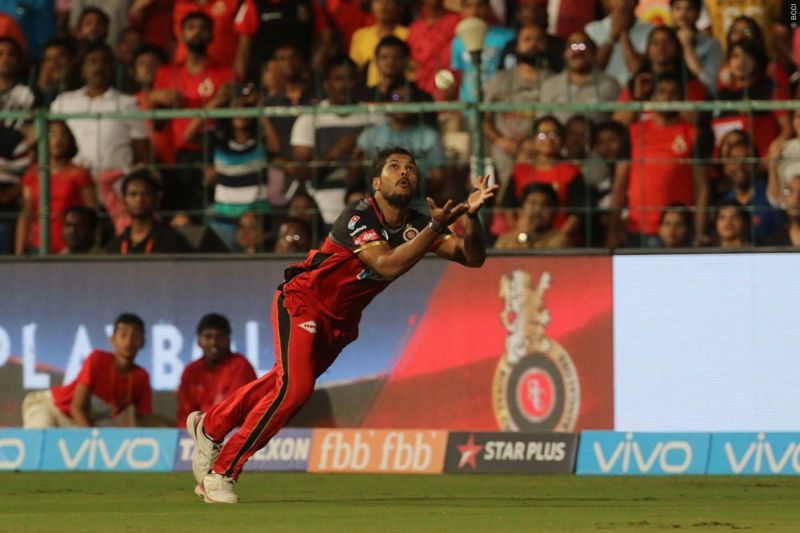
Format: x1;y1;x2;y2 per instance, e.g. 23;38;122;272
467;174;500;216
426;197;469;229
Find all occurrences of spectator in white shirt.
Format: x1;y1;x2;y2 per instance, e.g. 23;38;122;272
50;43;150;181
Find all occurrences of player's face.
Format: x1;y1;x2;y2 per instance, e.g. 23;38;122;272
198;328;231;363
110;323;144;362
376;154;418;207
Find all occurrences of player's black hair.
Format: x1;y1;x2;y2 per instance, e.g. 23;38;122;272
77;6;111;28
373;146;417;177
121;167;160;196
114;313;145;335
375;35;410;58
196;313;232;336
181;11;214;31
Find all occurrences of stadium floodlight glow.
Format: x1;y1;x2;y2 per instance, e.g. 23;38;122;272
455;17;488;54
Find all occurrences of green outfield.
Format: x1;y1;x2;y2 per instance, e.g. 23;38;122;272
1;473;798;532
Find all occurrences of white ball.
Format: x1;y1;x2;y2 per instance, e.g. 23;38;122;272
434;69;455;90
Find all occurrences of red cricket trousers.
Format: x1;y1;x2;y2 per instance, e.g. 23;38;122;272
202;289;351;479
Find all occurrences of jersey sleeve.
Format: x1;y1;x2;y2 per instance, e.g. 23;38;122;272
330;200;388;253
76;351;100;390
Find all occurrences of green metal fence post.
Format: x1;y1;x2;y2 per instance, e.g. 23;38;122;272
35;110;50;256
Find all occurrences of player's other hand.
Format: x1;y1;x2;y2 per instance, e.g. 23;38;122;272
426;197;469;228
467;174;500;215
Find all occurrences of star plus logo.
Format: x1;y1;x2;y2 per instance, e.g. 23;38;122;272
457;434;484;469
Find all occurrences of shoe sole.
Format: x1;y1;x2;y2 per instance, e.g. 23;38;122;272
186;411;207;485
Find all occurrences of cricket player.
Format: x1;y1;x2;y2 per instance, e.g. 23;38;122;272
187;146;498;503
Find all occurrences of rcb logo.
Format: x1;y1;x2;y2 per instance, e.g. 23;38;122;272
492;270;580;431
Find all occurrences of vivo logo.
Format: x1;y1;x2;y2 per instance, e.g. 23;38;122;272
593;433;692;474
0;438;25;469
724;433;800;474
58;429;160;470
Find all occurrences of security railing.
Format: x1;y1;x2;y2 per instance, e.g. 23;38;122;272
2;98;799;255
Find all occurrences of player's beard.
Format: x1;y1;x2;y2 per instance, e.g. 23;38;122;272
385;190;413;208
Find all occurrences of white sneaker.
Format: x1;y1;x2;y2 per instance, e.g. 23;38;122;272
186;411;222;485
199;473;239;504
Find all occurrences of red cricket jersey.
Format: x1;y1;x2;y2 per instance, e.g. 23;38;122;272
508;162;582;227
282;197;449;327
628;119;697;234
153;61;233;151
176;353;257;426
51;350;152;420
173;0;241;66
21;163;93;253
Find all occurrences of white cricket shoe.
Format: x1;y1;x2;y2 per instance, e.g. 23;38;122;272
186;411;222;485
198;473;239;504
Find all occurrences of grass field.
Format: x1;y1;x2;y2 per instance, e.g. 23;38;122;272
1;473;798;532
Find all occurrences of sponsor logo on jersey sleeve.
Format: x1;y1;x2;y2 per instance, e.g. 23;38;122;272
348;216;360;230
353;229;381;246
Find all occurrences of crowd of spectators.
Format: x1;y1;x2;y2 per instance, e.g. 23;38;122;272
0;0;798;255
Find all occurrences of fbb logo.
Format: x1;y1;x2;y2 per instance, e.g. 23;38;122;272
308;430;447;473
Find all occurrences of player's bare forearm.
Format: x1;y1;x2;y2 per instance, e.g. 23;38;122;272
462;216;487;266
440;216;486;267
358;226;444;280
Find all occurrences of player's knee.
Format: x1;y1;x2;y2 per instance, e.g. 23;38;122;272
285;375;315;408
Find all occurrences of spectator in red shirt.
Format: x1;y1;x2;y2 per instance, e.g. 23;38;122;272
714;38;790;160
15;121;96;255
501;115;586;239
325;0;373;52
172;0;242;77
177;314;257;427
150;11;234;214
128;0;175;54
132;44;174;165
613;25;707;126
609;72;710;247
22;313;153;428
407;0;460;98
